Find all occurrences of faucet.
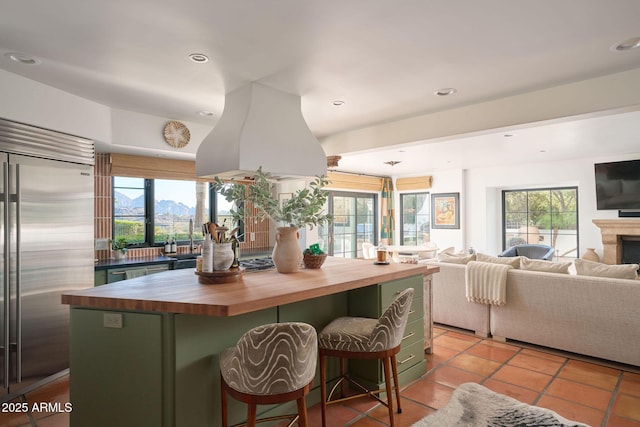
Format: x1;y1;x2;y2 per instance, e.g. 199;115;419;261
189;218;194;254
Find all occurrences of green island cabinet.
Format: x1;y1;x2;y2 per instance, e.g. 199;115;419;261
347;274;427;390
66;262;436;427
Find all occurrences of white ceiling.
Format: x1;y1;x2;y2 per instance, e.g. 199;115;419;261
1;0;640;176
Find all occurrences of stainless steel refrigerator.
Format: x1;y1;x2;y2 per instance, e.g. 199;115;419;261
0;118;94;395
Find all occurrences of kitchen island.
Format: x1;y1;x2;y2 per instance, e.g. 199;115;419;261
62;257;438;427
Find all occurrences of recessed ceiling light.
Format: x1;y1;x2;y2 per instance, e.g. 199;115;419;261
504;133;515;138
612;36;640;51
188;53;209;63
4;52;41;65
384;160;401;166
332;100;345;106
434;88;457;97
198;110;214;117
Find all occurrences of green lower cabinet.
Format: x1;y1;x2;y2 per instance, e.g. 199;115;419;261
69;309;169;427
94;264;171;286
105;264;170;284
94;270;106;286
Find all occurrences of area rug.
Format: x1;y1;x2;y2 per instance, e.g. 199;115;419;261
411;382;590;427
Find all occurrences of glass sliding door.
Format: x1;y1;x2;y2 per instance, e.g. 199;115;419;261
319;191;377;258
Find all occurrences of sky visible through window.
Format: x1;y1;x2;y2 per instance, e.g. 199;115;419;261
115;177;232;212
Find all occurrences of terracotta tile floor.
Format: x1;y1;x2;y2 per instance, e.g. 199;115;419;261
2;326;640;427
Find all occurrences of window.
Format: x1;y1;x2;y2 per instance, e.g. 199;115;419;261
318;191;377;258
400;192;430;245
214;185;244;242
113;177;211;246
113;177;146;244
502;187;578;259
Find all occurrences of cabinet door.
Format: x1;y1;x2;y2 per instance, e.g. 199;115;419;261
69;309;165;427
106;263;170;283
94;270;107;286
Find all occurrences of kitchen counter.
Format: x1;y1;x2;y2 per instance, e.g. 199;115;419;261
68;257;438;316
63;257;438;427
94;255;174;270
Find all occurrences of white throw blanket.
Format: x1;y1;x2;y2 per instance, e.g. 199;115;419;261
465;261;512;306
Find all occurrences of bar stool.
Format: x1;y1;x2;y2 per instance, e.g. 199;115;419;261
220;322;317;427
318;288;414;427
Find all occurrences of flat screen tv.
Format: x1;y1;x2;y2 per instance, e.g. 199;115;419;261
594;159;640;210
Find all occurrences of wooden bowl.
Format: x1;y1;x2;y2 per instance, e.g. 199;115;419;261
195;268;243;284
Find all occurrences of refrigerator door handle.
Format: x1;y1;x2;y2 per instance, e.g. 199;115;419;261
2;162;9;390
14;164;21;384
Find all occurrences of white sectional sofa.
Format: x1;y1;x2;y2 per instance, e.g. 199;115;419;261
428;260;640;367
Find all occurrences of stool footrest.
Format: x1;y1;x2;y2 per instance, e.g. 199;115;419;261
326;375;396;409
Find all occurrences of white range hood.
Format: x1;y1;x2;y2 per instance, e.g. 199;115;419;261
196;82;327;180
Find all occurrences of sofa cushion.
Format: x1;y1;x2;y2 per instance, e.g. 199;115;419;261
520;257;572;274
476;253;521;268
574;258;639;280
437;247;476;264
438;252;476;264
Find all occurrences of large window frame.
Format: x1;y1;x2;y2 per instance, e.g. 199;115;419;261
112;177;241;247
502;187;579;259
318;191;378;258
399;192;431;246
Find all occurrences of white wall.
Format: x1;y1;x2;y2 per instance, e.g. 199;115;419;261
0;70;213;152
109;108;212;156
0;70;111;142
392;152;640;259
393;169;466;251
463;152;640;258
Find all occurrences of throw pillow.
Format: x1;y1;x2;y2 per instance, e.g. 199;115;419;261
520;257;572;274
438;248;476;264
574;258;639;280
476;252;522;268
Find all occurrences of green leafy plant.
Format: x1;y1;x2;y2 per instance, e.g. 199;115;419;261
213;167;333;229
111;237;128;252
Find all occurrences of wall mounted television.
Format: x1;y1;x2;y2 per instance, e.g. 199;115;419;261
594;159;640;210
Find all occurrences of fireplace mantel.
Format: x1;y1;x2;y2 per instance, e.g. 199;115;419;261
593;219;640;264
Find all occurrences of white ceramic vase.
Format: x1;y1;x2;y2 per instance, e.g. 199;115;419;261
272;226;303;273
113;250;127;260
213;242;234;270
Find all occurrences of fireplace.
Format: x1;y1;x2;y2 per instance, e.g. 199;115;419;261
621;236;640;266
593;219;640;264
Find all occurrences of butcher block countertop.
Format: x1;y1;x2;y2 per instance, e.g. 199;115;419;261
62;257;439;317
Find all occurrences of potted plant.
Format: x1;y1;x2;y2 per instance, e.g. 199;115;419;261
111;237;128;260
213;167;332;273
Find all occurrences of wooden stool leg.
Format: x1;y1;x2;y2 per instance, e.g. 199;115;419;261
320;352;328;427
247;403;257;427
221;380;229;427
391;354;402;413
382;356;395;427
339;357;346;397
297;396;309;427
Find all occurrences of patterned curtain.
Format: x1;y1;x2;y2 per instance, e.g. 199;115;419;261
380;178;394;245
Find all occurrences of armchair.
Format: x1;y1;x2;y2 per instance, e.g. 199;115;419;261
499;244;555;260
